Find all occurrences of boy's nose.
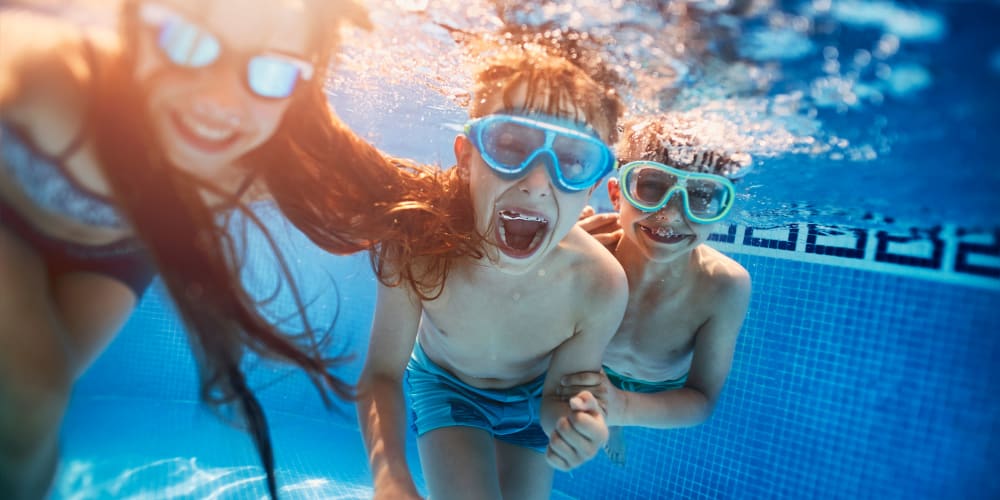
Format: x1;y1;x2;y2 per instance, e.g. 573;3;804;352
516;158;553;198
653;195;685;222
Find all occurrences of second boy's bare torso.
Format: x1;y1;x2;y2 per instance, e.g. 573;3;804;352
603;245;738;382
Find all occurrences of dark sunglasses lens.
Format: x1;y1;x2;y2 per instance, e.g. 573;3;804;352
628;166;678;206
481;121;546;169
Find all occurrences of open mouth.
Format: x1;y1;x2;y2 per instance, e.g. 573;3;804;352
170;111;241;153
639;225;692;245
495;209;549;258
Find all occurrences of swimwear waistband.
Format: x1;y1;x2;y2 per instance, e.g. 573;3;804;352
603;364;687;394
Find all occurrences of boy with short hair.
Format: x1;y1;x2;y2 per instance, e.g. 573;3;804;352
356;40;629;499
564;114;752;464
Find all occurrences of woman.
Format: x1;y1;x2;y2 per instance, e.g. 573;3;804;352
0;1;474;498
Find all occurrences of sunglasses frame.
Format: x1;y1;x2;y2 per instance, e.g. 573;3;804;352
464;114;616;193
137;2;315;100
618;160;736;224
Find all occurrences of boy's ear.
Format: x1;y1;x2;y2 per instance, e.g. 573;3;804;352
607;177;622;211
454;134;472;182
454;134;472;167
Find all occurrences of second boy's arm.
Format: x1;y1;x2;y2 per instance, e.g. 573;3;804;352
356;282;423;500
564;269;751;428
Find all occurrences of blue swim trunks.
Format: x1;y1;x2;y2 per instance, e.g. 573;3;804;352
406;342;549;452
604;365;687;394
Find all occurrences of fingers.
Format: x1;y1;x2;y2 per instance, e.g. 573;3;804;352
561;372;604;386
592;229;623;249
545;416;589;471
570;391;602;417
545;404;609;471
557;373;608;415
579;205;596;219
577;212;620;234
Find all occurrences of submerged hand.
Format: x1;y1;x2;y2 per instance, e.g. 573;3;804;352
545;391;609;471
577;206;622;250
557;370;624;423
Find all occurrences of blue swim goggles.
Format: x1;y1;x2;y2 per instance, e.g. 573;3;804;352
139;3;315;99
464;114;616;192
619;161;736;224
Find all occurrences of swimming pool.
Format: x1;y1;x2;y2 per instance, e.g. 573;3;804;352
51;0;1000;498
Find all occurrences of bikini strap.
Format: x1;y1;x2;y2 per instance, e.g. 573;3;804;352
233;170;259;200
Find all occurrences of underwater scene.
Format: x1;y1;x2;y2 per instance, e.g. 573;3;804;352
0;0;997;499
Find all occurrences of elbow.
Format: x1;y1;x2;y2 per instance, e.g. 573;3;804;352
356;371;401;401
688;393;717;427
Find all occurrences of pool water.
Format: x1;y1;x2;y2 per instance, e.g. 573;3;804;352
37;0;1000;498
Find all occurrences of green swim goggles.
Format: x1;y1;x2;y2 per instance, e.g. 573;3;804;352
464;114;616;192
619;161;736;224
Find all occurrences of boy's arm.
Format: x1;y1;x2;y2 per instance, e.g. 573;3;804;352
356;282;423;499
541;249;628;470
617;267;751;428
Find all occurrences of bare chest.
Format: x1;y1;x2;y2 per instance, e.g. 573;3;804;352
420;272;578;381
604;284;707;377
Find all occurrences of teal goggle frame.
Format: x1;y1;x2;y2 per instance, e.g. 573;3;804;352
619;160;736;224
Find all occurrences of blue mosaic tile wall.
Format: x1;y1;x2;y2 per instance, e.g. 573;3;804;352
74;217;1000;498
551;254;1000;499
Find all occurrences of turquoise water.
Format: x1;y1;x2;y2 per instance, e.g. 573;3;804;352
34;0;1000;498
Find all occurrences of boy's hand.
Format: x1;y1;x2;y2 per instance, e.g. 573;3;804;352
577;206;622;250
557;370;624;424
545;391;609;471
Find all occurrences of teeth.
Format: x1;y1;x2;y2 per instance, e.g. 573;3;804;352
180;114;235;142
653;227;677;237
499;210;547;223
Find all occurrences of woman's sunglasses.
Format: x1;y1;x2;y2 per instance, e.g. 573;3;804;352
138;3;314;100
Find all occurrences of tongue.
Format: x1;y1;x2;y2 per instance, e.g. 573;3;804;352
503;219;544;250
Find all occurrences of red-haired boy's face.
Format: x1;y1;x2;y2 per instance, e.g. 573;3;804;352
456;81;600;274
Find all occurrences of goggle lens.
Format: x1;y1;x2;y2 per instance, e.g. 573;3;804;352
468;115;615;192
479;121;546;172
622;162;735;223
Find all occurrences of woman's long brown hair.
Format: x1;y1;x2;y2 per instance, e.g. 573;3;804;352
84;1;481;497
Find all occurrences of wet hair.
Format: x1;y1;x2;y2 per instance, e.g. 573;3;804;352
79;0;474;497
461;23;626;144
382;24;627;291
617;113;753;179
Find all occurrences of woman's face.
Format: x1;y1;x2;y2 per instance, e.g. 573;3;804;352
134;0;312;183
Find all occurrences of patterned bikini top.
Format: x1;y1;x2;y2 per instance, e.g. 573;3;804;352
0;123;126;229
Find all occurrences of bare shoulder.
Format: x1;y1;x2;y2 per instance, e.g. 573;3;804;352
563;225;628;303
0;10;117;124
696;244;751;306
